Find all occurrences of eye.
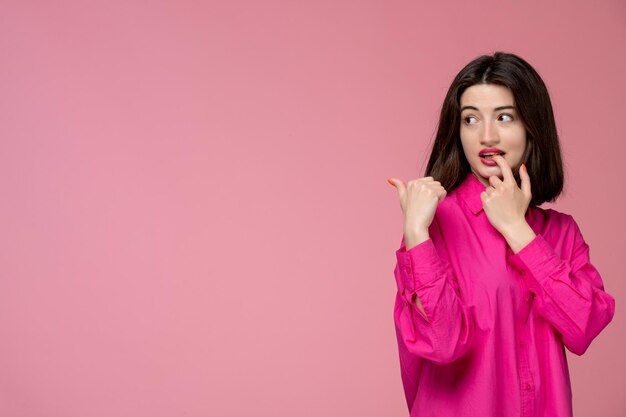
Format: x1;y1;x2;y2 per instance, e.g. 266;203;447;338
463;115;478;125
498;113;514;122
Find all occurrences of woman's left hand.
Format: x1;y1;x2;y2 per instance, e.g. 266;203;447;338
480;154;532;236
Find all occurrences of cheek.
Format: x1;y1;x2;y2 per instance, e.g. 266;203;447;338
516;140;527;157
503;129;526;152
510;132;527;164
514;127;527;147
459;130;476;154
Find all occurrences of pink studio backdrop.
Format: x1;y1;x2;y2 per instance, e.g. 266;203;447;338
1;1;625;416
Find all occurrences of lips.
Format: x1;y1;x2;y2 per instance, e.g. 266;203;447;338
479;148;506;159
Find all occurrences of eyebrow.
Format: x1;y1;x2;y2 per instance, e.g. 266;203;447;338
461;105;516;112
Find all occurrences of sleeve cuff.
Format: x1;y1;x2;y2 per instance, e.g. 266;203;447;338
395;238;445;292
510;234;567;289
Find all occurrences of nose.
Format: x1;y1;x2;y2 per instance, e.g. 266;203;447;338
480;120;500;145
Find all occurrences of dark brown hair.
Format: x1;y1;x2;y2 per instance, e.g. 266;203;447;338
425;52;564;207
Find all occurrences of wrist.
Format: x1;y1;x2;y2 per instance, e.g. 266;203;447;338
500;221;536;254
499;219;531;239
404;229;430;250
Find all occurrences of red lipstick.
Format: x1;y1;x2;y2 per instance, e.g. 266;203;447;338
479;148;506;157
479;148;506;166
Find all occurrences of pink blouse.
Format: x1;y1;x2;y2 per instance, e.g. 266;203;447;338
393;172;615;417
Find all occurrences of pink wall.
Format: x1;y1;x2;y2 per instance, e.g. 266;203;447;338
1;1;624;416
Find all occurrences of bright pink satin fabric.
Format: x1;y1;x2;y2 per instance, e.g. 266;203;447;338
393;172;615;417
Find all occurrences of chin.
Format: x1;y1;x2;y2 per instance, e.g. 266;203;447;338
471;166;502;183
472;165;496;175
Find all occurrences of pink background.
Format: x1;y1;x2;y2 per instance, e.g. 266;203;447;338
1;1;625;416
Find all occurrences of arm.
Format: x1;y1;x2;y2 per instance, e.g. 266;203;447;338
394;231;475;366
509;215;616;355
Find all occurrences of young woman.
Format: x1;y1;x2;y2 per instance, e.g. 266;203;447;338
386;52;615;417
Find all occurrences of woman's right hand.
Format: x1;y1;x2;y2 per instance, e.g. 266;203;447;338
387;177;447;247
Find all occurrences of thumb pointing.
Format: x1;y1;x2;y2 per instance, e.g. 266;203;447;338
387;178;406;194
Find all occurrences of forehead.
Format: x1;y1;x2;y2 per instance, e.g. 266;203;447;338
460;84;515;108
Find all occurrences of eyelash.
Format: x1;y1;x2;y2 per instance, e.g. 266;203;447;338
463;114;514;124
463;116;477;124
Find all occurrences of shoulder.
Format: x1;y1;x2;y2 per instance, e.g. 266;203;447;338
529;205;576;228
529;206;584;250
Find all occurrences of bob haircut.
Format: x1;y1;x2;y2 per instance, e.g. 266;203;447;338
425;51;564;207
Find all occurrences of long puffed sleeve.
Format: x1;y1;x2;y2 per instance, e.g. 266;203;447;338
509;215;615;355
394;233;476;366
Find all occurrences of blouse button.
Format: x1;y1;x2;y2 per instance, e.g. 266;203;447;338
524;383;532;391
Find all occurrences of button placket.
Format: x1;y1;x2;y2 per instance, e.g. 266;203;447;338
515;310;535;417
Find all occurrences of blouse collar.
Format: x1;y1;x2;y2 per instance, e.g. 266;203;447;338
455;172;487;215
